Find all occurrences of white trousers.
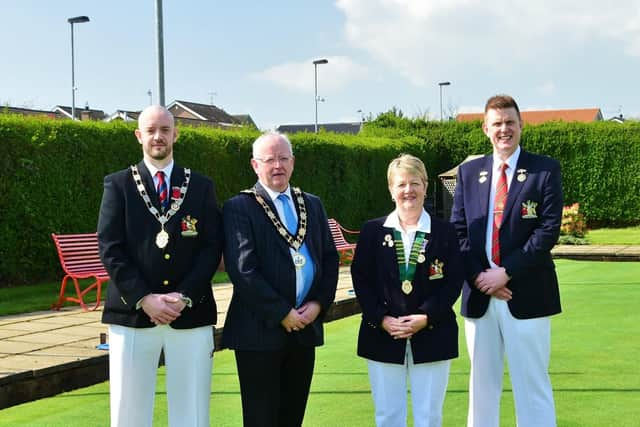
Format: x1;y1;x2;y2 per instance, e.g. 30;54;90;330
465;298;556;427
367;341;451;427
108;324;214;427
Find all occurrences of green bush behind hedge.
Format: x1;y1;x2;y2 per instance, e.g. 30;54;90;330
1;114;638;285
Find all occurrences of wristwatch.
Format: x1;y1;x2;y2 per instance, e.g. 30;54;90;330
179;293;193;308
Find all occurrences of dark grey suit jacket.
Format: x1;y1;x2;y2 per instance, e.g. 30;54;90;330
221;182;339;351
98;161;223;328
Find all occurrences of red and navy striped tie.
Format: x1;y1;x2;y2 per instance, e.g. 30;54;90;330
491;163;508;265
156;171;169;212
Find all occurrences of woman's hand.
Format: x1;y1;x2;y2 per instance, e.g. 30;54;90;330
382;314;428;339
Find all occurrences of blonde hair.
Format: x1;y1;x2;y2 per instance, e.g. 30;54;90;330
387;154;428;187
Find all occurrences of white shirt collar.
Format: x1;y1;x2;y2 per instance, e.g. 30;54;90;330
262;184;291;203
383;209;431;234
493;145;521;172
144;159;174;181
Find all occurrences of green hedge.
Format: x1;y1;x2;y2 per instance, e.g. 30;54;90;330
1;114;638;285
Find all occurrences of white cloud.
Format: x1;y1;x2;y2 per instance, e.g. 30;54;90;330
536;82;556;96
252;56;370;94
335;0;640;86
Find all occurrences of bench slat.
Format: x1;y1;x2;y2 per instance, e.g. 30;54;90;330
51;233;109;312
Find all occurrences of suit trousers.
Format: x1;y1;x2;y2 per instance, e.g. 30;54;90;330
234;341;315;427
108;324;214;427
464;298;556;427
367;341;451;427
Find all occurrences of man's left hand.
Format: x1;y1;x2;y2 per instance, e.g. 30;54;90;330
475;267;511;298
297;301;321;326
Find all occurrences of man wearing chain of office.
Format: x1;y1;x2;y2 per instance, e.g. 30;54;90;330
222;131;339;427
97;105;223;427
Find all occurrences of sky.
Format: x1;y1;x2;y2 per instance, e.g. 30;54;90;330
1;0;639;130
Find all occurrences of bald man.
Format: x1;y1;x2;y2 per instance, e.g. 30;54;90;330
98;105;223;427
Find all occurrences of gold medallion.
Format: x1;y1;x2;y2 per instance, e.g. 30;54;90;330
417;254;426;264
292;252;306;269
401;280;413;294
479;176;487;183
517;173;526;182
156;229;169;249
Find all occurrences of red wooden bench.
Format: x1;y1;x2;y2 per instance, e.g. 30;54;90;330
328;218;359;265
51;233;109;311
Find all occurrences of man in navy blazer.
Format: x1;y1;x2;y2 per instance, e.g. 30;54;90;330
222;132;339;427
451;95;563;427
98;105;223;427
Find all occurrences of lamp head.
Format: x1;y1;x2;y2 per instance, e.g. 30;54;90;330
68;16;90;24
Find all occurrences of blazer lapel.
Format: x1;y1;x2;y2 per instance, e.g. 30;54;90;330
503;151;529;219
137;161;163;211
478;156;493;222
254;182;292;256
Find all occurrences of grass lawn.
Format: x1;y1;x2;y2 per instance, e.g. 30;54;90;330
2;260;639;426
587;226;640;245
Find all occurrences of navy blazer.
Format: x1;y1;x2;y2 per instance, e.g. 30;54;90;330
450;150;563;319
351;216;463;365
221;182;339;351
98;161;223;328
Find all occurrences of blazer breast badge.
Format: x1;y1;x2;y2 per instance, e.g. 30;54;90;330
521;200;538;219
181;215;199;236
429;259;444;280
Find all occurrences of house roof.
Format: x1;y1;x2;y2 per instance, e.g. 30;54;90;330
53;105;106;120
167;100;240;125
232;114;257;128
456;108;603;124
0;106;64;119
104;110;141;122
276;122;363;135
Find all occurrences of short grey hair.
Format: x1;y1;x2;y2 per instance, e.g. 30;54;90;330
252;131;293;159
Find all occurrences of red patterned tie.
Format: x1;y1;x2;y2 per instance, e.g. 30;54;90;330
156;171;168;212
491;163;508;265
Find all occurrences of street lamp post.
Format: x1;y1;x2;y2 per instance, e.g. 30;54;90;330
438;81;451;122
68;16;90;121
313;58;328;133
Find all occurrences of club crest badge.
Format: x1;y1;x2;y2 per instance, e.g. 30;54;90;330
429;259;444;280
181;215;199;236
521;200;538;219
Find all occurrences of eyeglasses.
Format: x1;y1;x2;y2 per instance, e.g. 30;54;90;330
254;156;292;165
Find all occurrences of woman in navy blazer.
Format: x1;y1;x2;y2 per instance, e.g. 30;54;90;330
351;154;463;427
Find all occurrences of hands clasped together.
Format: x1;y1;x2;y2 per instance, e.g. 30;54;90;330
280;301;322;333
382;314;428;340
474;267;512;300
141;292;187;325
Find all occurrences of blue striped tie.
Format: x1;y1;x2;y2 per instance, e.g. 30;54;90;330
277;193;315;306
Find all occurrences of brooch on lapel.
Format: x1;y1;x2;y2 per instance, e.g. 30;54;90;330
429;259;444;280
181;215;199;236
383;234;394;247
521;200;538;218
171;187;183;211
478;170;488;184
516;168;527;182
418;239;428;263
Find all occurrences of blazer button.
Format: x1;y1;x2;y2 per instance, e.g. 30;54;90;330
163;280;169;286
164;253;171;260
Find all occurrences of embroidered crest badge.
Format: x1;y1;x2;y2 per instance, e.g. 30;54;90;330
429;259;444;280
181;215;199;236
521;200;538;219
